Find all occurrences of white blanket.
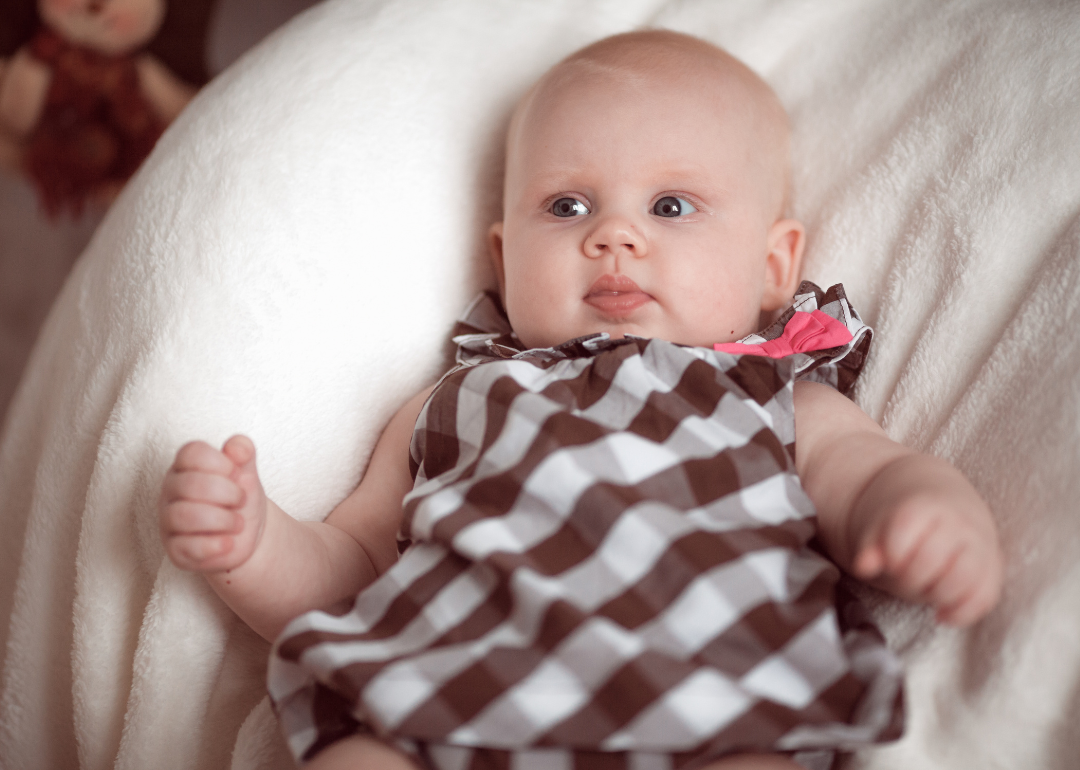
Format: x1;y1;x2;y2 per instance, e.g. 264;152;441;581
2;1;1078;768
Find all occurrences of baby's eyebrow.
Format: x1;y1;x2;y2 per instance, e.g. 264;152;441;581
525;171;718;194
524;170;592;193
655;167;717;190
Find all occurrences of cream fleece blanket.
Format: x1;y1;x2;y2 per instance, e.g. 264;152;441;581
1;1;1078;768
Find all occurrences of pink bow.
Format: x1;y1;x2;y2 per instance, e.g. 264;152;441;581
714;309;853;358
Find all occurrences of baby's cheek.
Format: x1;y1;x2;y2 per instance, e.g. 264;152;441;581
507;299;557;350
686;278;760;344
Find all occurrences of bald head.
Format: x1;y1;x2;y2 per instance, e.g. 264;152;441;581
506;30;792;218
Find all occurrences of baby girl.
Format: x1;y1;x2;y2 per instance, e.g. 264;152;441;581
159;30;1003;770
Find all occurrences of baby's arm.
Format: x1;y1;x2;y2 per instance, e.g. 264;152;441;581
159;387;432;641
793;381;1003;626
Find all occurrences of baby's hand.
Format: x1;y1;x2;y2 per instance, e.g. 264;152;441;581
851;469;1003;627
159;435;267;573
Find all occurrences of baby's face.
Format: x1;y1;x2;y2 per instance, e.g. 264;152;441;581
490;41;803;350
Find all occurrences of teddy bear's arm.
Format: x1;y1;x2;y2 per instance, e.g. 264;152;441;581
135;54;197;124
0;46;51;138
0;58;19;170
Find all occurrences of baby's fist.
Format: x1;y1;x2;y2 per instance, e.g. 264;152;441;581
159;435;267;573
853;483;1003;627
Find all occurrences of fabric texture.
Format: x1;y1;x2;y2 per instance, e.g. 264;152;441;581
2;2;1080;769
268;284;900;769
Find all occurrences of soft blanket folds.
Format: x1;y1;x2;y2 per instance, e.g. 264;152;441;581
1;1;1078;768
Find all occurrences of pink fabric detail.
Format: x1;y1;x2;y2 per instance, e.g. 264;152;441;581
714;310;853;358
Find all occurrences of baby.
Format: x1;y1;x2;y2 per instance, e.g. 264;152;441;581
159;30;1003;770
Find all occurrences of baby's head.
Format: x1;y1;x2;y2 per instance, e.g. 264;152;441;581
488;30;805;349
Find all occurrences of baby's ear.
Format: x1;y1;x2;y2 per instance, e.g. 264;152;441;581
488;222;507;298
761;218;806;311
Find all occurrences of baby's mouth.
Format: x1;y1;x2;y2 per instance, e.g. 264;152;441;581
584;274;654;316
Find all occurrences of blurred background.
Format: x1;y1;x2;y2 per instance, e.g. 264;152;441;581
0;0;320;427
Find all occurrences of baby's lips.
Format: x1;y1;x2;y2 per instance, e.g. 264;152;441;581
584;274;654;315
585;273;646;296
584;291;653;315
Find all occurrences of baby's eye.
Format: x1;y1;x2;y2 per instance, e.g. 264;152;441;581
652;196;697;217
551;198;590;217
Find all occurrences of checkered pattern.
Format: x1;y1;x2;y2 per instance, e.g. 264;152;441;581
268;283;901;769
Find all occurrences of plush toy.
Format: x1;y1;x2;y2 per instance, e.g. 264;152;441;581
0;0;196;217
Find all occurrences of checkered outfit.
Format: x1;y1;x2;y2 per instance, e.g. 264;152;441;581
269;282;904;770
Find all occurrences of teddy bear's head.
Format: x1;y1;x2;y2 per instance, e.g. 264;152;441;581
38;0;166;56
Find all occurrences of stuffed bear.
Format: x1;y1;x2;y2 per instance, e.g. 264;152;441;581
0;0;196;217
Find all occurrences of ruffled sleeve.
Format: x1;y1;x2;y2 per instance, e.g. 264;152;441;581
717;281;873;396
449;291;525;364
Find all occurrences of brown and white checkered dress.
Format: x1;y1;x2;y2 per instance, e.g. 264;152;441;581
269;282;904;770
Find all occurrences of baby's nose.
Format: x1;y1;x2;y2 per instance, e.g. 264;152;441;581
583;217;647;258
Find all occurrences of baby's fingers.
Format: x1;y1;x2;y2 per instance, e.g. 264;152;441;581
162;470;245;508
854;503;939;581
221;435;256;472
162;500;242;536
930;546;1003;627
165;532;242;572
173;440;235;475
890;519;963;598
879;507;945;580
936;577;1001;627
853;543;885;580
